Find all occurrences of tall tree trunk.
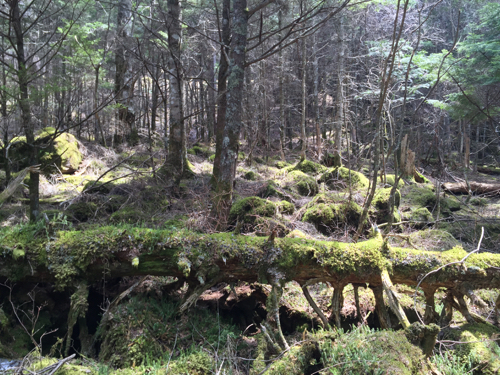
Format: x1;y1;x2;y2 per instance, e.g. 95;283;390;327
300;36;307;161
334;14;345;158
115;0;136;142
161;0;189;181
211;0;231;189
9;0;39;222
211;0;248;228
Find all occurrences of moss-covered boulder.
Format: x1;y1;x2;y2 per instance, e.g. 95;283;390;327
243;170;258;181
285;170;318;196
187;143;213;158
288;159;328;175
4;128;82;174
404;185;461;215
275;160;290;169
318;167;369;190
303;201;362;235
448;323;500;374
385;174;405;188
277;200;295;215
228;196;276;225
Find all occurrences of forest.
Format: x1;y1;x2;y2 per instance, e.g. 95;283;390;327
1;0;500;373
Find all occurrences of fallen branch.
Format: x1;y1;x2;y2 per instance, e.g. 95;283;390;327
442;181;500;196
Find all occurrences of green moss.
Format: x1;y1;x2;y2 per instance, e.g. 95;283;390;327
98;295;238;369
66;201;98;222
110;207;145;223
385;174;405;188
409;207;433;223
258;341;321;375
403;185;435;208
302;200;362;234
448;323;500;374
4;128;83;175
289;159;328;175
303;203;336;229
228;196;276;225
168;351;214;374
286;229;313;239
243;170;258;180
320;326;424;375
287;170;318;197
372;187;401;224
275;160;289;169
278;200;295;214
187;144;212;158
409;229;460;252
470;197;488;206
318;167;369;190
261;180;287;200
208;154;215;162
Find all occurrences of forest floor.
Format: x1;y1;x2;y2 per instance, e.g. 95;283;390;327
1;135;500;374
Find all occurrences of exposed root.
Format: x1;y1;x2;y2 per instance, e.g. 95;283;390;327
381;268;410;329
301;284;330;329
330;283;346;328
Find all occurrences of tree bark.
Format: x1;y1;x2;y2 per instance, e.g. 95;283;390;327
161;0;189;181
442;181;500;195
8;0;39;222
211;0;231;191
211;0;248;228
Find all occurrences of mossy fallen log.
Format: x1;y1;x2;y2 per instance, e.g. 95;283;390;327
1;225;499;328
442;181;500;195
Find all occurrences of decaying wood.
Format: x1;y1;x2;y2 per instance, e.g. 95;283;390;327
0;165;39;206
381;268;410;329
2;228;500;330
301;284;330;329
442;181;500;195
330;283;346;328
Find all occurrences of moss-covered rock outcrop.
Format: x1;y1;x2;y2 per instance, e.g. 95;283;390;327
228;196;276;225
318;167;369;190
2;127;82;174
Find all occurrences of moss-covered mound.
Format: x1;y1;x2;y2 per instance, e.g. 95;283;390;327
228;196;276;225
447;323;500;375
187;143;213;158
288;159;328;175
372;187;401;224
403;185;461;215
302;201;362;235
385;174;405;188
318;167;369;190
409;207;433;227
256;326;426;375
409;229;461;252
320;328;425;375
285;170;318;197
98;295;239;369
3;127;82;174
277;200;295;215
